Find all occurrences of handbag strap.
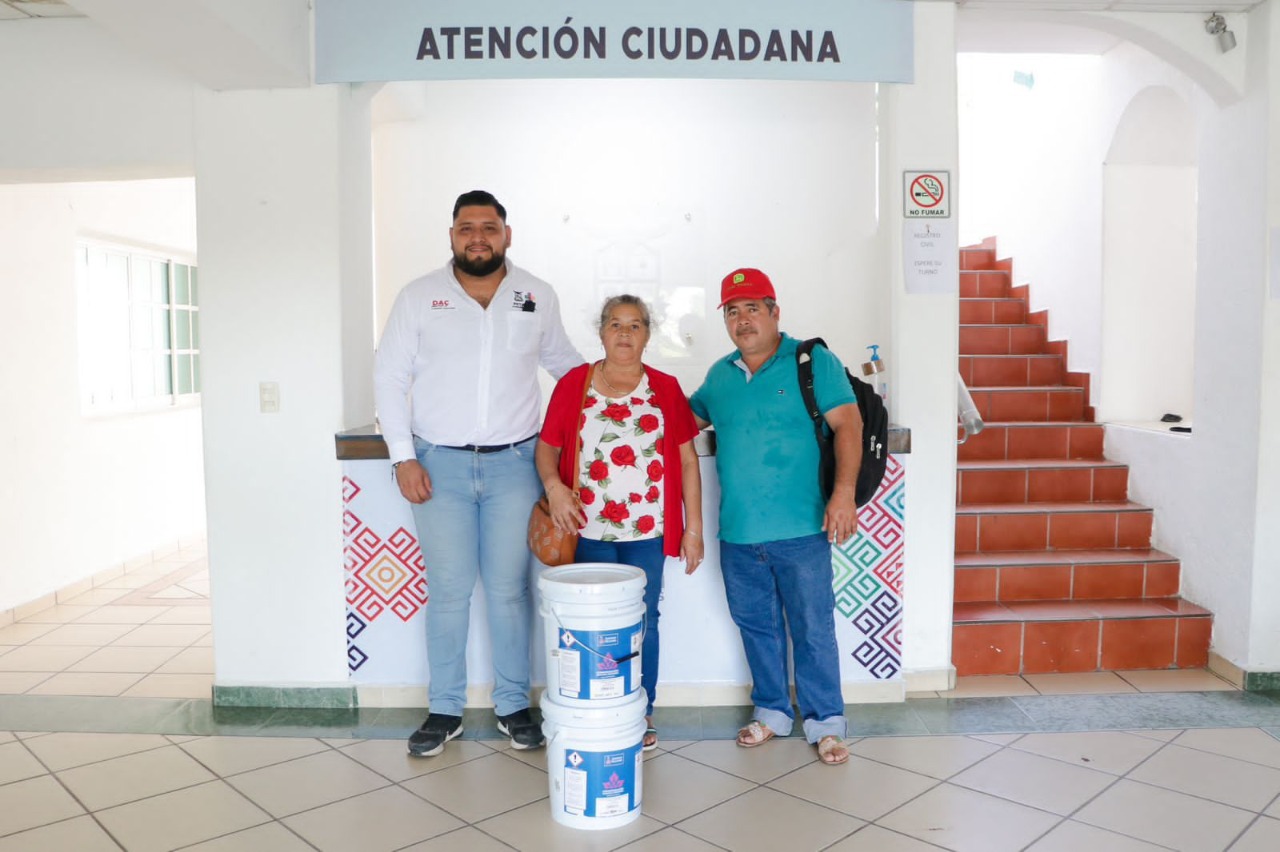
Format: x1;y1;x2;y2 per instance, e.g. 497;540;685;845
569;363;593;483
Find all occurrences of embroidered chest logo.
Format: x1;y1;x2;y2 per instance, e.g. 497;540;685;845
430;299;454;310
512;291;538;312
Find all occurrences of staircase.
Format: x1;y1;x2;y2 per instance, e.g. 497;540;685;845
952;238;1212;676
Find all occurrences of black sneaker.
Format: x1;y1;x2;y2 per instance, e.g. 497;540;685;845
407;713;463;757
496;708;545;750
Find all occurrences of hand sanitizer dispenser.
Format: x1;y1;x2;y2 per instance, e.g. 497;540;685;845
862;344;888;404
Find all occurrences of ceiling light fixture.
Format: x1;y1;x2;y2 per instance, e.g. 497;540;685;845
1205;13;1237;54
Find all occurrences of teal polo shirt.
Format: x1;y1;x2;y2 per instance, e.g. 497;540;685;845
690;333;857;545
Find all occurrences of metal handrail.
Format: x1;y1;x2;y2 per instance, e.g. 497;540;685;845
957;374;984;445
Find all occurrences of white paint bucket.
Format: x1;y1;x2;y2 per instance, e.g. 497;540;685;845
538;563;646;707
541;692;647;830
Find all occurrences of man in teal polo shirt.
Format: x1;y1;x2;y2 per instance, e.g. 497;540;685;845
690;267;862;767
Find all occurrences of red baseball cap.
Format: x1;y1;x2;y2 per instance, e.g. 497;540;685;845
718;267;776;308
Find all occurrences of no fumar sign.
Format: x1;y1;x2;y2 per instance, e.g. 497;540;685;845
904;171;949;218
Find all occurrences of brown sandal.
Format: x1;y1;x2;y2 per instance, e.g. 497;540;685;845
736;720;775;748
817;735;849;766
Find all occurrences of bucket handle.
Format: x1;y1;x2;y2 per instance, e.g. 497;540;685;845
548;603;644;665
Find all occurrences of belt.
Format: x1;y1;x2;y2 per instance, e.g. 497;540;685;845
439;435;537;454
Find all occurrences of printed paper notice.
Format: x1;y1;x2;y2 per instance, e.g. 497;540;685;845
903;219;958;295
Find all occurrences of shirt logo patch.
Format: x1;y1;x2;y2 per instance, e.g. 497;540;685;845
430;299;454;310
513;291;538;312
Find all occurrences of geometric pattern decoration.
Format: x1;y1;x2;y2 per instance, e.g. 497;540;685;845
832;454;905;680
343;475;428;674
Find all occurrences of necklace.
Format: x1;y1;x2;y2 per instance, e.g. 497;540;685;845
597;360;641;397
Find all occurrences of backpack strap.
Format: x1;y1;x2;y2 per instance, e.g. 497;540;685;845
796;337;828;441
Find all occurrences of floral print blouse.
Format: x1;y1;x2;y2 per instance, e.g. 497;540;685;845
577;377;665;542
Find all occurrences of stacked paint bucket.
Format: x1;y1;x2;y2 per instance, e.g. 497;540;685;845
537;563;649;830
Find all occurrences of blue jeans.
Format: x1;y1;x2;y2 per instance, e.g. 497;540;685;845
573;536;665;717
410;436;540;717
718;532;846;743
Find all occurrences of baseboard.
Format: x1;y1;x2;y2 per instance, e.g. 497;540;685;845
903;665;956;693
213;684;358;709
1208;652;1245;689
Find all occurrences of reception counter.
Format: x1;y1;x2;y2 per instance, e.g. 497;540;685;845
337;424;911;707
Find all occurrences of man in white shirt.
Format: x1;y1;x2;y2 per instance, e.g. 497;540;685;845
374;190;584;757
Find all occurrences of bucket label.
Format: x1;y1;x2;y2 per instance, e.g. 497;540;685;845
561;744;642;818
557;622;642;700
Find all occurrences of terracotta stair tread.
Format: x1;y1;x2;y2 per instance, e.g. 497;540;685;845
976;421;1102;428
954;597;1212;623
957;500;1148;514
955;548;1177;567
968;385;1083;392
958;459;1126;471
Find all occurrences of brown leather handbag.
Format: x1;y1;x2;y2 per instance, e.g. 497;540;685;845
528;366;593;566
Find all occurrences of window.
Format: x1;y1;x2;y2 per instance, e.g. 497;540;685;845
76;242;200;412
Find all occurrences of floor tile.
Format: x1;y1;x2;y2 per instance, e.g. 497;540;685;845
22;731;171;771
678;786;861;852
95;779;271;852
850;735;1000;779
339;737;496;782
26;671;143;696
1025;819;1168;850
179;735;330;776
909;696;1041;733
1232;816;1280;852
224;749;390;817
57;743;216;810
877;782;1060;852
1011;731;1164;775
180;821;316;851
0;775;85;836
122;673;213;698
283;784;464;852
154;646;214;674
0;672;52;693
26;623;136;646
0;645;94;672
111;624;209;646
640;752;755;824
149;605;213;625
1074;778;1254;851
1118;669;1237;692
66;646;183;673
0;623;57;645
949;745;1115;815
672;737;818;784
1127;743;1280;811
826;824;958;851
18;605;99;624
943;676;1038;698
0;740;46;785
60;587;132;607
401;751;549;823
399;825;529;851
1024;672;1136;695
476;799;663;852
0;815;122;852
1172;727;1280;769
613;828;726;851
768;753;937;821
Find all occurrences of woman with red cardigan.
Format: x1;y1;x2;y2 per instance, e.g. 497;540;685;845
535;295;704;751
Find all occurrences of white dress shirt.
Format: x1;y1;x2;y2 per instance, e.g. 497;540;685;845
373;259;584;463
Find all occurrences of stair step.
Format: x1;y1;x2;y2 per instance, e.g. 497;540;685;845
967;387;1086;423
961;354;1065;387
957;459;1128;504
956;501;1153;552
952;598;1212;675
960;324;1047;355
960;269;1010;297
960;247;996;270
959;422;1105;462
955;548;1180;603
960;298;1027;325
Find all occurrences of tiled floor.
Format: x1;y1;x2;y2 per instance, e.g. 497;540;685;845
4;549;1280;850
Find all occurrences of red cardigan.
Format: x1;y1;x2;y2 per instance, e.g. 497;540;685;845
540;362;698;557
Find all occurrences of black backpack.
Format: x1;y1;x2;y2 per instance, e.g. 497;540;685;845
796;338;889;508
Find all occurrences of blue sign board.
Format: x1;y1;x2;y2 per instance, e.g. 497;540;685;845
315;0;913;84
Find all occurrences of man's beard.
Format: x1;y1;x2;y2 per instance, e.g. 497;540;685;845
453;247;505;277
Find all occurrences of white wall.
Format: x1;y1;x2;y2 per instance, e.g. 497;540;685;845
0;180;205;611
